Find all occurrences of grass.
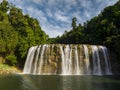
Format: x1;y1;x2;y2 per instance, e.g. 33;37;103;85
0;63;21;74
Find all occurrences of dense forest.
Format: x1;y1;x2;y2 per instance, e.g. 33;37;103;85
0;0;120;70
0;0;48;67
52;0;120;64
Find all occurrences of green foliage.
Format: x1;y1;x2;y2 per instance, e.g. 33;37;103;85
5;54;17;66
0;0;9;13
54;19;84;44
0;0;120;66
71;17;77;30
0;0;47;66
0;8;18;55
53;0;120;60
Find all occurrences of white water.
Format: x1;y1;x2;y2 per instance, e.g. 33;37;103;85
23;46;37;74
38;45;46;74
75;46;80;75
60;45;66;74
91;46;102;75
33;45;41;74
99;46;112;74
23;44;112;75
60;45;73;75
83;45;90;74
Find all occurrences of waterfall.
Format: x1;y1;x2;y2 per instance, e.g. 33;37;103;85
75;46;80;75
23;44;112;75
83;45;90;74
91;46;102;75
60;45;73;75
38;45;46;74
99;46;112;75
23;46;37;74
60;45;66;74
33;45;41;74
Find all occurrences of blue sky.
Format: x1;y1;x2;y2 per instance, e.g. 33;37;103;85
0;0;118;37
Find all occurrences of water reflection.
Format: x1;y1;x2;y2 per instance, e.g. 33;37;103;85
20;75;120;90
60;76;93;90
0;75;120;90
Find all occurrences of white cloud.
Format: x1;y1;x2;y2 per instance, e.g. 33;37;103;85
54;10;70;23
84;10;91;19
31;0;43;4
42;23;71;37
45;8;53;17
64;0;77;6
0;0;2;3
47;0;57;6
6;0;119;37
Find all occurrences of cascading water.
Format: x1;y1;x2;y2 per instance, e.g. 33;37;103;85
33;45;41;74
75;45;80;75
91;45;102;75
38;45;46;74
83;45;90;74
99;46;112;75
60;45;66;74
23;44;112;75
23;46;37;74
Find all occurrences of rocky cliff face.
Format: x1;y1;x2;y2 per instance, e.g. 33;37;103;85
109;49;120;75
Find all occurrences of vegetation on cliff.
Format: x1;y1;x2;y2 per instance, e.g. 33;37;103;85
0;0;48;67
0;0;120;72
0;63;21;74
53;0;120;62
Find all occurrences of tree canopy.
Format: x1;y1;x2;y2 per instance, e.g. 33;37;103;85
0;0;48;67
53;0;120;60
0;0;120;67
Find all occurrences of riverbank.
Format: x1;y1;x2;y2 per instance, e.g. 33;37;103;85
0;63;22;75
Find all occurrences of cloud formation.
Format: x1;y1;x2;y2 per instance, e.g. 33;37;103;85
4;0;119;37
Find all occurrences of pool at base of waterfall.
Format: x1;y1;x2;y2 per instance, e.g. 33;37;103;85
0;74;120;90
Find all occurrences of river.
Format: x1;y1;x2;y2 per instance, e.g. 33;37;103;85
0;74;120;90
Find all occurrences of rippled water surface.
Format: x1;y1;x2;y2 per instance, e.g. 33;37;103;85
0;75;120;90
